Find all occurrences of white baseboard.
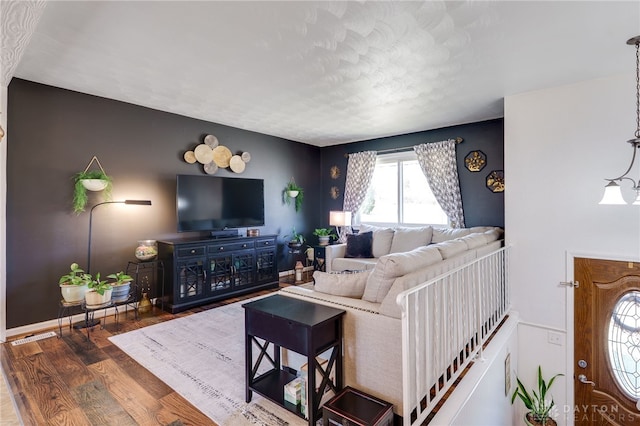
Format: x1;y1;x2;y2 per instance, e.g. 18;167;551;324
6;305;123;339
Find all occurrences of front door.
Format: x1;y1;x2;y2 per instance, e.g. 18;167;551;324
574;257;640;425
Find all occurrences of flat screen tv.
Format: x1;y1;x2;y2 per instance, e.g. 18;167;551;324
176;174;264;233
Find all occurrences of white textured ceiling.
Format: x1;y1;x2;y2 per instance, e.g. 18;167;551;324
11;1;640;146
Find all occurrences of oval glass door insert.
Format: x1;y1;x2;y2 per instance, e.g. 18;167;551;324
608;290;640;399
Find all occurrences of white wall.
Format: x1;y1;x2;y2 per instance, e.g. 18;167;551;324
0;85;6;342
505;71;640;425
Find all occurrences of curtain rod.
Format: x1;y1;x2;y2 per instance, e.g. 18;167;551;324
344;136;463;157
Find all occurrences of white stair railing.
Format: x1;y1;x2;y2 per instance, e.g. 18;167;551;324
398;246;510;426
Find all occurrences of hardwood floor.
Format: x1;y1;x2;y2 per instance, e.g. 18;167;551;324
1;283;293;426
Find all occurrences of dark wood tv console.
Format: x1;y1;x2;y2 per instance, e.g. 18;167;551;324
158;235;278;313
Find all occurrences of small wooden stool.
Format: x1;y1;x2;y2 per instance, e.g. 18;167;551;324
322;386;394;426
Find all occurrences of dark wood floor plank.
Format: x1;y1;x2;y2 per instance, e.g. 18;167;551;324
88;358;178;425
1;345;46;425
3;285;286;425
8;340;42;358
15;352;80;423
45;407;92;426
72;379;137;426
38;335;96;388
101;344;174;400
159;392;217;426
61;331;109;365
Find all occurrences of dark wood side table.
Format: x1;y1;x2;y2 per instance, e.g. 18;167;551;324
244;294;345;426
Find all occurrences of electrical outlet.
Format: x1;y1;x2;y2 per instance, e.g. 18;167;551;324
548;331;563;346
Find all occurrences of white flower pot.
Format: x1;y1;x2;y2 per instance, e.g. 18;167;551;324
81;179;108;191
287;190;299;198
85;288;113;307
60;283;88;303
318;236;330;246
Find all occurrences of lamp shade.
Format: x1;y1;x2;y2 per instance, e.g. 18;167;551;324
599;181;627;205
329;211;352;227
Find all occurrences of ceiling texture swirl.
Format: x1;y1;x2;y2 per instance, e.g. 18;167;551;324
5;1;640;146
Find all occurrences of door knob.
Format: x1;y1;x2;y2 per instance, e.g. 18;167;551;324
578;374;595;386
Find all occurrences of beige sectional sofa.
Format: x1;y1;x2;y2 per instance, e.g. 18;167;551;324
280;224;504;418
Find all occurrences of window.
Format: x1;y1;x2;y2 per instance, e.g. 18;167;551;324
359;151;448;226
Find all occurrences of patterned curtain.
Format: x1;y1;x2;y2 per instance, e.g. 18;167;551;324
414;140;465;228
343;151;377;216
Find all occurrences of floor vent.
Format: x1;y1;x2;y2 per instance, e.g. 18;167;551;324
11;331;57;346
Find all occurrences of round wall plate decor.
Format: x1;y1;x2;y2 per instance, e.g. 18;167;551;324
204;134;219;148
184;150;196;164
230;155;246;173
212;146;232;168
194;144;214;164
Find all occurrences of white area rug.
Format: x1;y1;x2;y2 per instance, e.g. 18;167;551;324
109;296;306;426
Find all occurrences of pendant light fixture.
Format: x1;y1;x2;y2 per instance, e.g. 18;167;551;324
599;35;640;205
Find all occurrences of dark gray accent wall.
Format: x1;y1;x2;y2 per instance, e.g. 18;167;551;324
6;79;321;328
6;79;503;329
318;119;504;229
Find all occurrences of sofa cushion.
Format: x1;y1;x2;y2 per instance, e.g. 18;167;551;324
435;239;468;259
389;226;433;254
332;257;378;272
359;224;395;258
362;246;443;303
460;233;487;249
313;270;371;298
431;227;473;243
345;231;373;258
483;228;501;242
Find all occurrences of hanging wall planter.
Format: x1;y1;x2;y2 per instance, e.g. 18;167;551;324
73;156;113;214
283;178;304;212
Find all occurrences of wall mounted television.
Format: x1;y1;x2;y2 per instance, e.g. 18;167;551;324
176;174;264;234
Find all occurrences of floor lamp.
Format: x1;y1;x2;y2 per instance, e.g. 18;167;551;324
79;199;151;328
87;199;152;274
329;211;352;244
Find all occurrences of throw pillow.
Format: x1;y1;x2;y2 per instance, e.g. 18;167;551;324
359;224;394;258
389;226;433;253
344;231;373;258
362;246;443;303
313;270;371;298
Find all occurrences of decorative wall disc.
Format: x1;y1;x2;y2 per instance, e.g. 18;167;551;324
241;152;252;162
212;145;232;168
229;155;246;173
486;170;505;193
330;186;340;199
330;165;340;179
184;150;196;164
204;134;219;148
464;150;487;172
194;144;214;164
204;161;218;174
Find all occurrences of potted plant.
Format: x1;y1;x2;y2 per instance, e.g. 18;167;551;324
85;272;113;307
73;169;113;214
287;227;305;250
283;178;304;212
59;262;91;303
107;271;133;302
313;228;336;246
511;366;563;426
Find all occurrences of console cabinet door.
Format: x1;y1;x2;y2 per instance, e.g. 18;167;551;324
256;248;277;284
208;253;233;295
231;249;256;290
175;257;206;303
